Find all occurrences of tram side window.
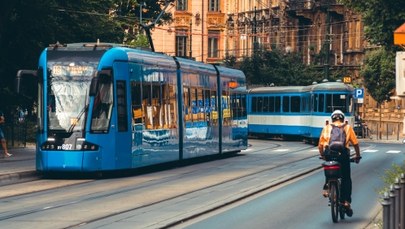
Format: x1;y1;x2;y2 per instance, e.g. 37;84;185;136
252;97;257;112
210;90;217;126
197;88;205;122
268;96;274;112
257;97;264;113
326;94;347;113
131;81;143;124
312;94;318;112
291;96;300;112
263;97;269;112
189;87;206;122
142;79;175;130
184;86;191;121
283;96;290;113
301;95;309;112
143;81;163;129
231;94;247;118
91;80;113;132
318;94;325;112
275;96;281;112
222;91;231;126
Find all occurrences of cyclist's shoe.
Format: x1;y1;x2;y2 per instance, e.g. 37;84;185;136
322;189;329;198
343;201;353;217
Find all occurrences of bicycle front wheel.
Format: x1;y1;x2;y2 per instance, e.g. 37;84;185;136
329;182;339;223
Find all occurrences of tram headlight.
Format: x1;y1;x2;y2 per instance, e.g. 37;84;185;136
81;141;99;151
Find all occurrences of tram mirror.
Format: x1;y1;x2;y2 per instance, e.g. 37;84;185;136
89;77;99;96
15;70;37;94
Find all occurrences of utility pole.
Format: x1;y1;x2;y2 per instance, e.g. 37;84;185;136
324;1;331;80
189;20;192;59
253;7;258;52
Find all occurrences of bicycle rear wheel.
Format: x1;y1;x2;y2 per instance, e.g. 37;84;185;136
329;182;339;223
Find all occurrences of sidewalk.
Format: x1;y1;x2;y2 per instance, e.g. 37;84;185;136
0;144;38;186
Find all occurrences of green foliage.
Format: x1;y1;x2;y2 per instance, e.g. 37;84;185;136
360;48;396;105
223;55;237;68
0;0;172;114
340;0;405;50
379;161;405;195
239;49;324;86
126;34;150;48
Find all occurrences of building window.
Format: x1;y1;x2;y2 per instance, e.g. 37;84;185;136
176;0;187;11
208;30;219;58
209;0;220;12
176;30;188;57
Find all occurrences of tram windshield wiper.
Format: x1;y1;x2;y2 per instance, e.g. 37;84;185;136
68;104;88;133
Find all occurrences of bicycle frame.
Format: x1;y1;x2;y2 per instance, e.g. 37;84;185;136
322;152;345;223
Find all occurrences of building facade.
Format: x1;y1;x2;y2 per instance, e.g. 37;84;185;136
150;0;405;138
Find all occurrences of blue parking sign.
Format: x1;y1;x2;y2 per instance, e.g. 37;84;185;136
354;88;364;99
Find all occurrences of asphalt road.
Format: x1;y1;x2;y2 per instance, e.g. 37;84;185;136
181;142;404;229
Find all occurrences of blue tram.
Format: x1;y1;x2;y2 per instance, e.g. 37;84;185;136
247;81;354;144
17;43;247;172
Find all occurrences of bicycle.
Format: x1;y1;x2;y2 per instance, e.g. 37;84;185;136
321;151;361;223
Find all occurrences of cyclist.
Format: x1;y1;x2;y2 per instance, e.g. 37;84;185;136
318;110;361;217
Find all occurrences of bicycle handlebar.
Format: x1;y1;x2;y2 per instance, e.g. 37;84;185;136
319;156;362;163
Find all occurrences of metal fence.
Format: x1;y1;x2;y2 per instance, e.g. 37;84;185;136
381;173;405;229
363;121;404;141
1;121;30;148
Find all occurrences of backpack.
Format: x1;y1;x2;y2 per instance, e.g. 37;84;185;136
328;124;347;152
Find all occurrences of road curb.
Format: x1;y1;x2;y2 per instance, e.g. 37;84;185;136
0;170;39;186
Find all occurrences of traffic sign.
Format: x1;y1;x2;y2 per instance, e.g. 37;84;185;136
354;88;364;99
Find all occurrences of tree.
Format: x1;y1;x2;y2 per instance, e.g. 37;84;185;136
360;48;395;139
361;48;395;105
0;0;173;114
239;49;323;87
341;0;405;50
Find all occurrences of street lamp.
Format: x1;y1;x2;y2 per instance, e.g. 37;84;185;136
140;2;146;25
226;14;234;57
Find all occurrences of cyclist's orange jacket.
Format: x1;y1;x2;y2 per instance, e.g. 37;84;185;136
318;120;359;149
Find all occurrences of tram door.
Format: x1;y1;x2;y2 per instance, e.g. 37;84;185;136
113;63;132;168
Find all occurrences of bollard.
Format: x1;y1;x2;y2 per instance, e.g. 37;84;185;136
382;192;391;229
390;185;396;229
400;174;405;229
394;178;401;229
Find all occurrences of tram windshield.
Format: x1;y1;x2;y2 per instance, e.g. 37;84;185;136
47;52;101;133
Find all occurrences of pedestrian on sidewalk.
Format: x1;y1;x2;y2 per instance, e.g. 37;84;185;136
0;111;12;157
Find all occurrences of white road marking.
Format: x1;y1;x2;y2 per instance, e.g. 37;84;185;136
386;150;401;154
363;150;378;153
274;149;289;152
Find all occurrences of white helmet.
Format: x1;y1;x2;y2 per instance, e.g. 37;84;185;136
331;110;345;121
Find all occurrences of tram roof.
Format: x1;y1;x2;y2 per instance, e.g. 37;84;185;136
307;81;354;92
248;81;353;94
248;85;306;94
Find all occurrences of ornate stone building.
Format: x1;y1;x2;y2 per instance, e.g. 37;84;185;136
150;0;404;139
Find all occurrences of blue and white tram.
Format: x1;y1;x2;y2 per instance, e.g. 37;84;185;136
17;43;247;172
247;81;354;144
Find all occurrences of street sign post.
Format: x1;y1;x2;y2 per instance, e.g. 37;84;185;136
354;88;364;103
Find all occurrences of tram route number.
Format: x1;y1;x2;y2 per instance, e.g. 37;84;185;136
343;76;352;84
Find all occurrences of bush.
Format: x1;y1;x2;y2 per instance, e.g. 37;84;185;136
379;161;405;194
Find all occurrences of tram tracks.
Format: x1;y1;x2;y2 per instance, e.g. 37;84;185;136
0;141;320;228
